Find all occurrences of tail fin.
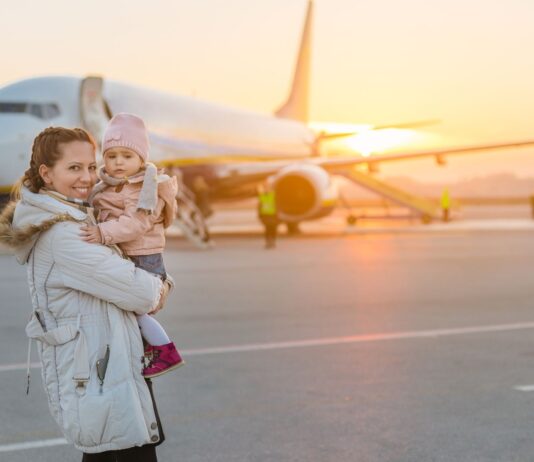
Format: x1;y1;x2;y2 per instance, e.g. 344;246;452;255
275;0;313;123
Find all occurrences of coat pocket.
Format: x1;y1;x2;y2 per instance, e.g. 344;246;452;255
25;311;78;345
77;391;114;447
26;312;91;392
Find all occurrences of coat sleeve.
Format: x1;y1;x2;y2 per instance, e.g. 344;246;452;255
51;221;163;315
97;195;164;245
158;176;178;228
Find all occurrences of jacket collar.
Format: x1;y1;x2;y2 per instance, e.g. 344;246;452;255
21;188;88;221
41;189;91;214
0;188;89;263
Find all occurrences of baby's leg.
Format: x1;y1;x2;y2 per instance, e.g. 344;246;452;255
137;314;170;346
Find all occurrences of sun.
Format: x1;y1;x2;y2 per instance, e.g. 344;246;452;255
310;122;420;157
344;129;418;157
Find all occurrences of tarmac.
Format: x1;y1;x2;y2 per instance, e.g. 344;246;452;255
167;205;534;239
2;209;534;461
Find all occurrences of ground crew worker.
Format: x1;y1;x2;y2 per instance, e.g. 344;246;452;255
257;184;278;249
441;187;451;222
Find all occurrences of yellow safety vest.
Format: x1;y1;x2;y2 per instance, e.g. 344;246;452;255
440;188;450;209
259;191;276;216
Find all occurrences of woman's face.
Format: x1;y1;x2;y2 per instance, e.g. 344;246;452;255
39;141;97;200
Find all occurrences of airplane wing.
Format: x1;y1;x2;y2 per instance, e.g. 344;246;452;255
212;138;534;188
316;139;534;170
317;119;440;141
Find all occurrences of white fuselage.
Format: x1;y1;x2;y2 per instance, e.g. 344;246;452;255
0;76;317;190
103;80;316;162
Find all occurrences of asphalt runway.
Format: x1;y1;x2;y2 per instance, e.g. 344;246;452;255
2;229;534;461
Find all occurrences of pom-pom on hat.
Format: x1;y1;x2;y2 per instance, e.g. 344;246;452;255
102;113;150;162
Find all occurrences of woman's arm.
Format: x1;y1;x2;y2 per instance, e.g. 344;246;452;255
51;221;164;315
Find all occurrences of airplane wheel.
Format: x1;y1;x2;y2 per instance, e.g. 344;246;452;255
421;215;432;224
286;222;301;235
346;215;357;226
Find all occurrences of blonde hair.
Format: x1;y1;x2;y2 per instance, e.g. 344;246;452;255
11;127;96;200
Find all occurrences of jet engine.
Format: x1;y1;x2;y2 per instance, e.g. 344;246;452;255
269;164;337;223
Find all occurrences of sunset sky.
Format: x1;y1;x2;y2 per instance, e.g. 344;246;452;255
2;0;534;181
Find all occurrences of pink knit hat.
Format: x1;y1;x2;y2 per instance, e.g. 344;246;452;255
102;113;150;161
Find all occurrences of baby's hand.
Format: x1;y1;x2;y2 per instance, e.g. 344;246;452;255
80;225;103;244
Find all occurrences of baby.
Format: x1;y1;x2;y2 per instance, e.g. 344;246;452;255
81;113;183;378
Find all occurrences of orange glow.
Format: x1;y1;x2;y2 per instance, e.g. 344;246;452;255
344;129;418;157
2;1;534;181
311;122;422;157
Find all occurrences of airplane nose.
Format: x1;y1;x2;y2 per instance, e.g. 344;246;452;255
0;116;41;191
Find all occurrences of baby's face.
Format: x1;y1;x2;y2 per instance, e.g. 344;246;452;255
103;147;143;179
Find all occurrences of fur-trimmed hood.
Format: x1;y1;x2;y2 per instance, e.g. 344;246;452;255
0;188;87;264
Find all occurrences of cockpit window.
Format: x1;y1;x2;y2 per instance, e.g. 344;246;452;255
45;104;61;119
0;103;26;114
0;102;61;120
28;104;44;119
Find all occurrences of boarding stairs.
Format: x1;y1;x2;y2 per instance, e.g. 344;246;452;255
339;167;439;223
174;182;213;249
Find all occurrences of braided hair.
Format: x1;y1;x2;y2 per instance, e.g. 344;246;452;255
12;127;96;198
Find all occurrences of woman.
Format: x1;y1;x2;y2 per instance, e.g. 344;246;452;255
0;127;171;461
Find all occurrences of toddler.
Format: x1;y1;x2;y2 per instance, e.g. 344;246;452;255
81;113;183;378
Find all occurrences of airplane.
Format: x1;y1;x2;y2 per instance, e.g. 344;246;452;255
1;0;534;238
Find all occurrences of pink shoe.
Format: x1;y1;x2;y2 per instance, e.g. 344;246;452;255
142;342;184;378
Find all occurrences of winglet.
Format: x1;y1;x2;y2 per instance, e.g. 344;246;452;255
275;0;313;123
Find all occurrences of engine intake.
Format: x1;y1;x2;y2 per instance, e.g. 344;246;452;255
276;174;316;216
270;164;336;222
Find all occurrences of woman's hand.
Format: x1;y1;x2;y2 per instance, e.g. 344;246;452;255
150;280;171;314
80;225;102;244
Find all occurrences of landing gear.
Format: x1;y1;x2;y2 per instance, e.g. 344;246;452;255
346;214;357;226
421;214;432;224
339;192;358;227
285;222;301;235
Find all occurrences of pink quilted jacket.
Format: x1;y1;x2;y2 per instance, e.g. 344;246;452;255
92;175;178;256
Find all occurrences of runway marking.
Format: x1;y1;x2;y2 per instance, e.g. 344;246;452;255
514;385;534;392
2;321;534;374
3;321;534;453
181;322;534;355
0;362;41;372
0;438;68;453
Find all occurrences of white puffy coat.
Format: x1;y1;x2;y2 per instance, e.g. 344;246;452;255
2;188;165;453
